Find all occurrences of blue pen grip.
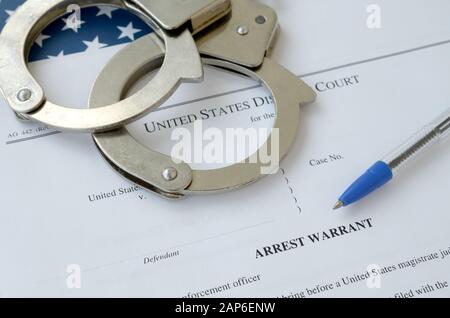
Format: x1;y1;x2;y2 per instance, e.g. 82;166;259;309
339;161;393;206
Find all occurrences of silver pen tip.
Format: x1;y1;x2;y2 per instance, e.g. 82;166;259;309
333;201;344;211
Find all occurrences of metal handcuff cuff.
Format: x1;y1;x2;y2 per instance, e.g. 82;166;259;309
0;0;231;131
90;0;316;198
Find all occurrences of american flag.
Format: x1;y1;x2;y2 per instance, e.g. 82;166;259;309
0;0;153;62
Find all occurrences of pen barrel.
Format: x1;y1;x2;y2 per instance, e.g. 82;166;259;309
436;113;450;139
384;126;438;174
384;109;450;174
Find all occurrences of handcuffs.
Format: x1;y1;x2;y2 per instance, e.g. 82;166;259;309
0;0;316;198
0;0;230;131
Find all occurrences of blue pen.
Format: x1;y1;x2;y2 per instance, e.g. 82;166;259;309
334;108;450;210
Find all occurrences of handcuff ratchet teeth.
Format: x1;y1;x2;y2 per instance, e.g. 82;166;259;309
90;0;317;198
0;0;231;132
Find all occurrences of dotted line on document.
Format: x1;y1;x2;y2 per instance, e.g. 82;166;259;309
280;168;302;214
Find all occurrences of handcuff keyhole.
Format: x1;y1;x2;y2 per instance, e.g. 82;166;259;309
255;15;267;24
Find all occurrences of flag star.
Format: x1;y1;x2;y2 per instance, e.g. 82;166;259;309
35;33;51;47
117;22;141;41
5;9;15;22
83;36;108;51
62;14;85;33
96;6;118;19
47;51;65;60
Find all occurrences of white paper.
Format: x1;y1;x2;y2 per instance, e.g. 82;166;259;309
1;0;450;297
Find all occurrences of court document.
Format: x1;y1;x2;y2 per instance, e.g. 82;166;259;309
1;0;450;297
